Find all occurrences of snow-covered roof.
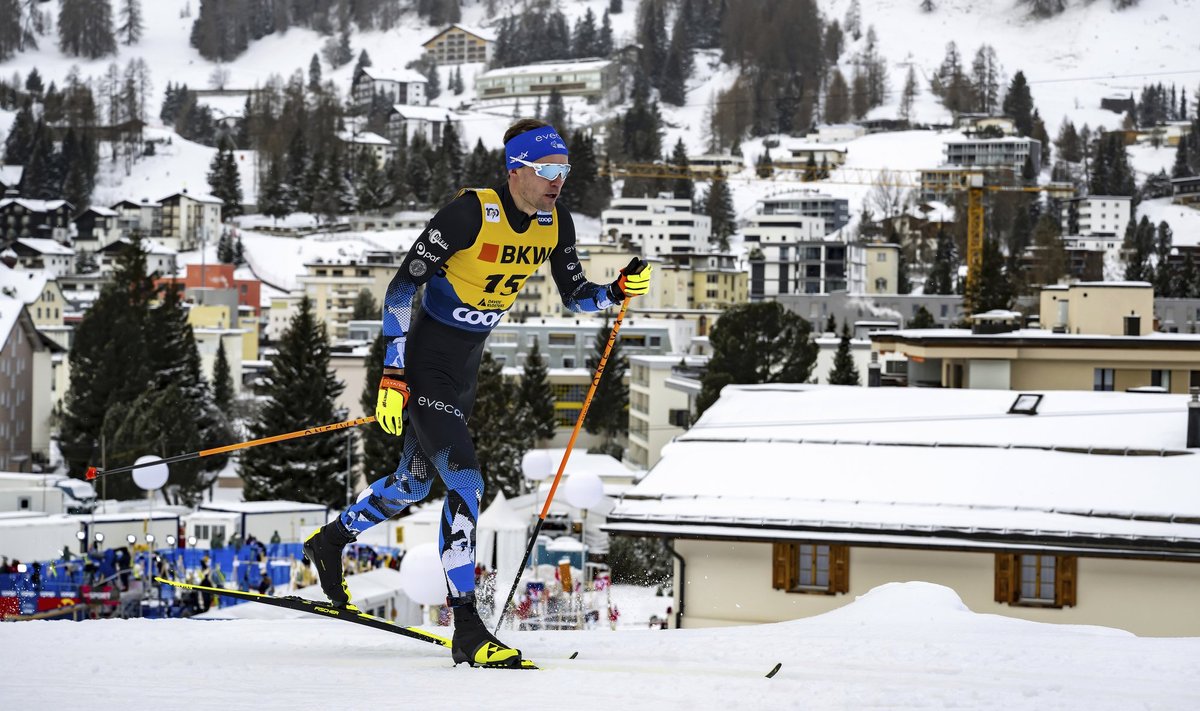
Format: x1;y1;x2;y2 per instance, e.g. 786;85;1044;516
874;327;1200;344
16;238;73;255
0;263;49;304
158;191;223;205
477;58;612;80
199;501;329;514
0;165;22;186
80;206;119;217
607;385;1200;552
361;67;428;85
0;198;69;212
390;104;454;122
908;200;955;223
0;294;22;347
337;130;391;146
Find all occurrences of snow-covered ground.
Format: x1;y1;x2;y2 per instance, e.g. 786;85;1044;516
2;582;1197;708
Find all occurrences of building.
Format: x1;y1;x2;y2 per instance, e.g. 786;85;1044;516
955;114;1018;136
96;238;177;278
336;130;395;168
654;252;747;311
776;144;849;171
1060;195;1131;237
110;199;162;238
71;206;122;251
0;263;66;330
352;68;427;109
749;239;865;297
386;105;453;146
0;295;51;472
299;250;401;339
158;191;223;252
686;154;744;175
1171;175;1200;205
804;124;867;143
943;137;1042;174
156;263;263;316
421;23;496;65
475;59;617;101
0;198;73;242
871;282;1200;392
600;197;712;259
758;191;850;236
864;243;900;295
627;354;698;469
742;212;824;300
4;238;74;277
605;384;1200;636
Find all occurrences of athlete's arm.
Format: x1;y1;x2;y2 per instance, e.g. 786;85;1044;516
382;193;482;370
548;208;618;313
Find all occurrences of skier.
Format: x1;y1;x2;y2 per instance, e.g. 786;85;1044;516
304;118;652;668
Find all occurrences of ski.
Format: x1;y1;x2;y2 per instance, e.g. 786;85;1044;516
154;577;538;669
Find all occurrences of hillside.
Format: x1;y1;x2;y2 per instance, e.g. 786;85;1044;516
2;0;1199;248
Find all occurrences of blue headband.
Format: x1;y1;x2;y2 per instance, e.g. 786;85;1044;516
505;126;569;168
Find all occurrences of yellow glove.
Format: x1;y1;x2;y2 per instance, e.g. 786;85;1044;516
375;376;409;436
611;257;652;299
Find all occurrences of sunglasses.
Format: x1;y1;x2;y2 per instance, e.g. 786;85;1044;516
511;157;571;181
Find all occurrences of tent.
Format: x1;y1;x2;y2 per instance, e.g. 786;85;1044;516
476;491;530;597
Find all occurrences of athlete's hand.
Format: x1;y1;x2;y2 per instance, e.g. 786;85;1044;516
375;376;409;436
610;257;652;300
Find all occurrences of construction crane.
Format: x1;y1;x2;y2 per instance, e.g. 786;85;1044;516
601;161;1074;309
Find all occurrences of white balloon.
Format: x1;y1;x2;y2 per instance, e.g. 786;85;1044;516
398;543;447;606
522;449;554;481
132;455;169;491
562;470;604;509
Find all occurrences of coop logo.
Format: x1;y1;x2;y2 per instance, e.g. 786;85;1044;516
427;228;449;250
484;203;501;223
418;396;465;420
452;307;503;327
536;214;554;226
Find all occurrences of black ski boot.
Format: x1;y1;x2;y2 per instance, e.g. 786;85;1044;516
450;593;523;668
303;520;355;608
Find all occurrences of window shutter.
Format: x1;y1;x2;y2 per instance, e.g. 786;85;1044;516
831;545;850;594
1056;555;1078;607
772;542;797;590
994;553;1018;603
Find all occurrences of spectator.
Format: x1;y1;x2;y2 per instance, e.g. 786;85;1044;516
257;569;273;595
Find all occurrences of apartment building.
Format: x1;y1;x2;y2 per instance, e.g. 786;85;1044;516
421;24;496;65
1060;195;1131;237
758;191;850;235
352;68;427;109
158;191;223;252
600;196;712;258
475;59;617;101
944;136;1042;174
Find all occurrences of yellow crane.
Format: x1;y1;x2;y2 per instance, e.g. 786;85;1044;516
601;161;1074;310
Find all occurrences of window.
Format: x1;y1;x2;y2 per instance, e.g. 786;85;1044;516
548;333;575;346
668;409;690;427
1093;368;1115;391
1151;370;1171;390
994;553;1076;608
772;542;849;595
876;252;888;262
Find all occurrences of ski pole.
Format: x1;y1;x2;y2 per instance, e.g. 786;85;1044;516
85;416;376;480
495;295;632;633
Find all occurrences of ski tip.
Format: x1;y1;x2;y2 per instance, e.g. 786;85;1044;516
85;466;98;480
765;662;782;679
569;651;579;660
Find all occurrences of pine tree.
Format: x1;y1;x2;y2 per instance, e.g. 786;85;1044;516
899;65;919;122
351;288;379;321
519;341;557;443
1002;71;1035;137
308;54;322;94
118;0;142;45
3;100;35;164
241;297;348;506
584;320;629;459
470;350;532;507
544;88;567;132
59;238;156;482
827;322;861;386
207;139;243;220
1029;213;1067;288
59;0;117;59
211;337;235;423
965;235;1014;314
703;168;736;250
0;0;23;60
825;69;850;124
669;138;694;202
696;302;818;418
1153;221;1175;296
910;305;936;328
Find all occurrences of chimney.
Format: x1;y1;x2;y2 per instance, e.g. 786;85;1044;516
1188;387;1200;449
868;351;881;387
1123;311;1141;337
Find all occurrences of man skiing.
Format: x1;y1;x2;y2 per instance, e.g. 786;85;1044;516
303;119;652;668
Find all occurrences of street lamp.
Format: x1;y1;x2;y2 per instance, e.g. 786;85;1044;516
187;536;197;547
94;532;105;543
126;534;137;545
145;534;155;545
166;535;177;547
